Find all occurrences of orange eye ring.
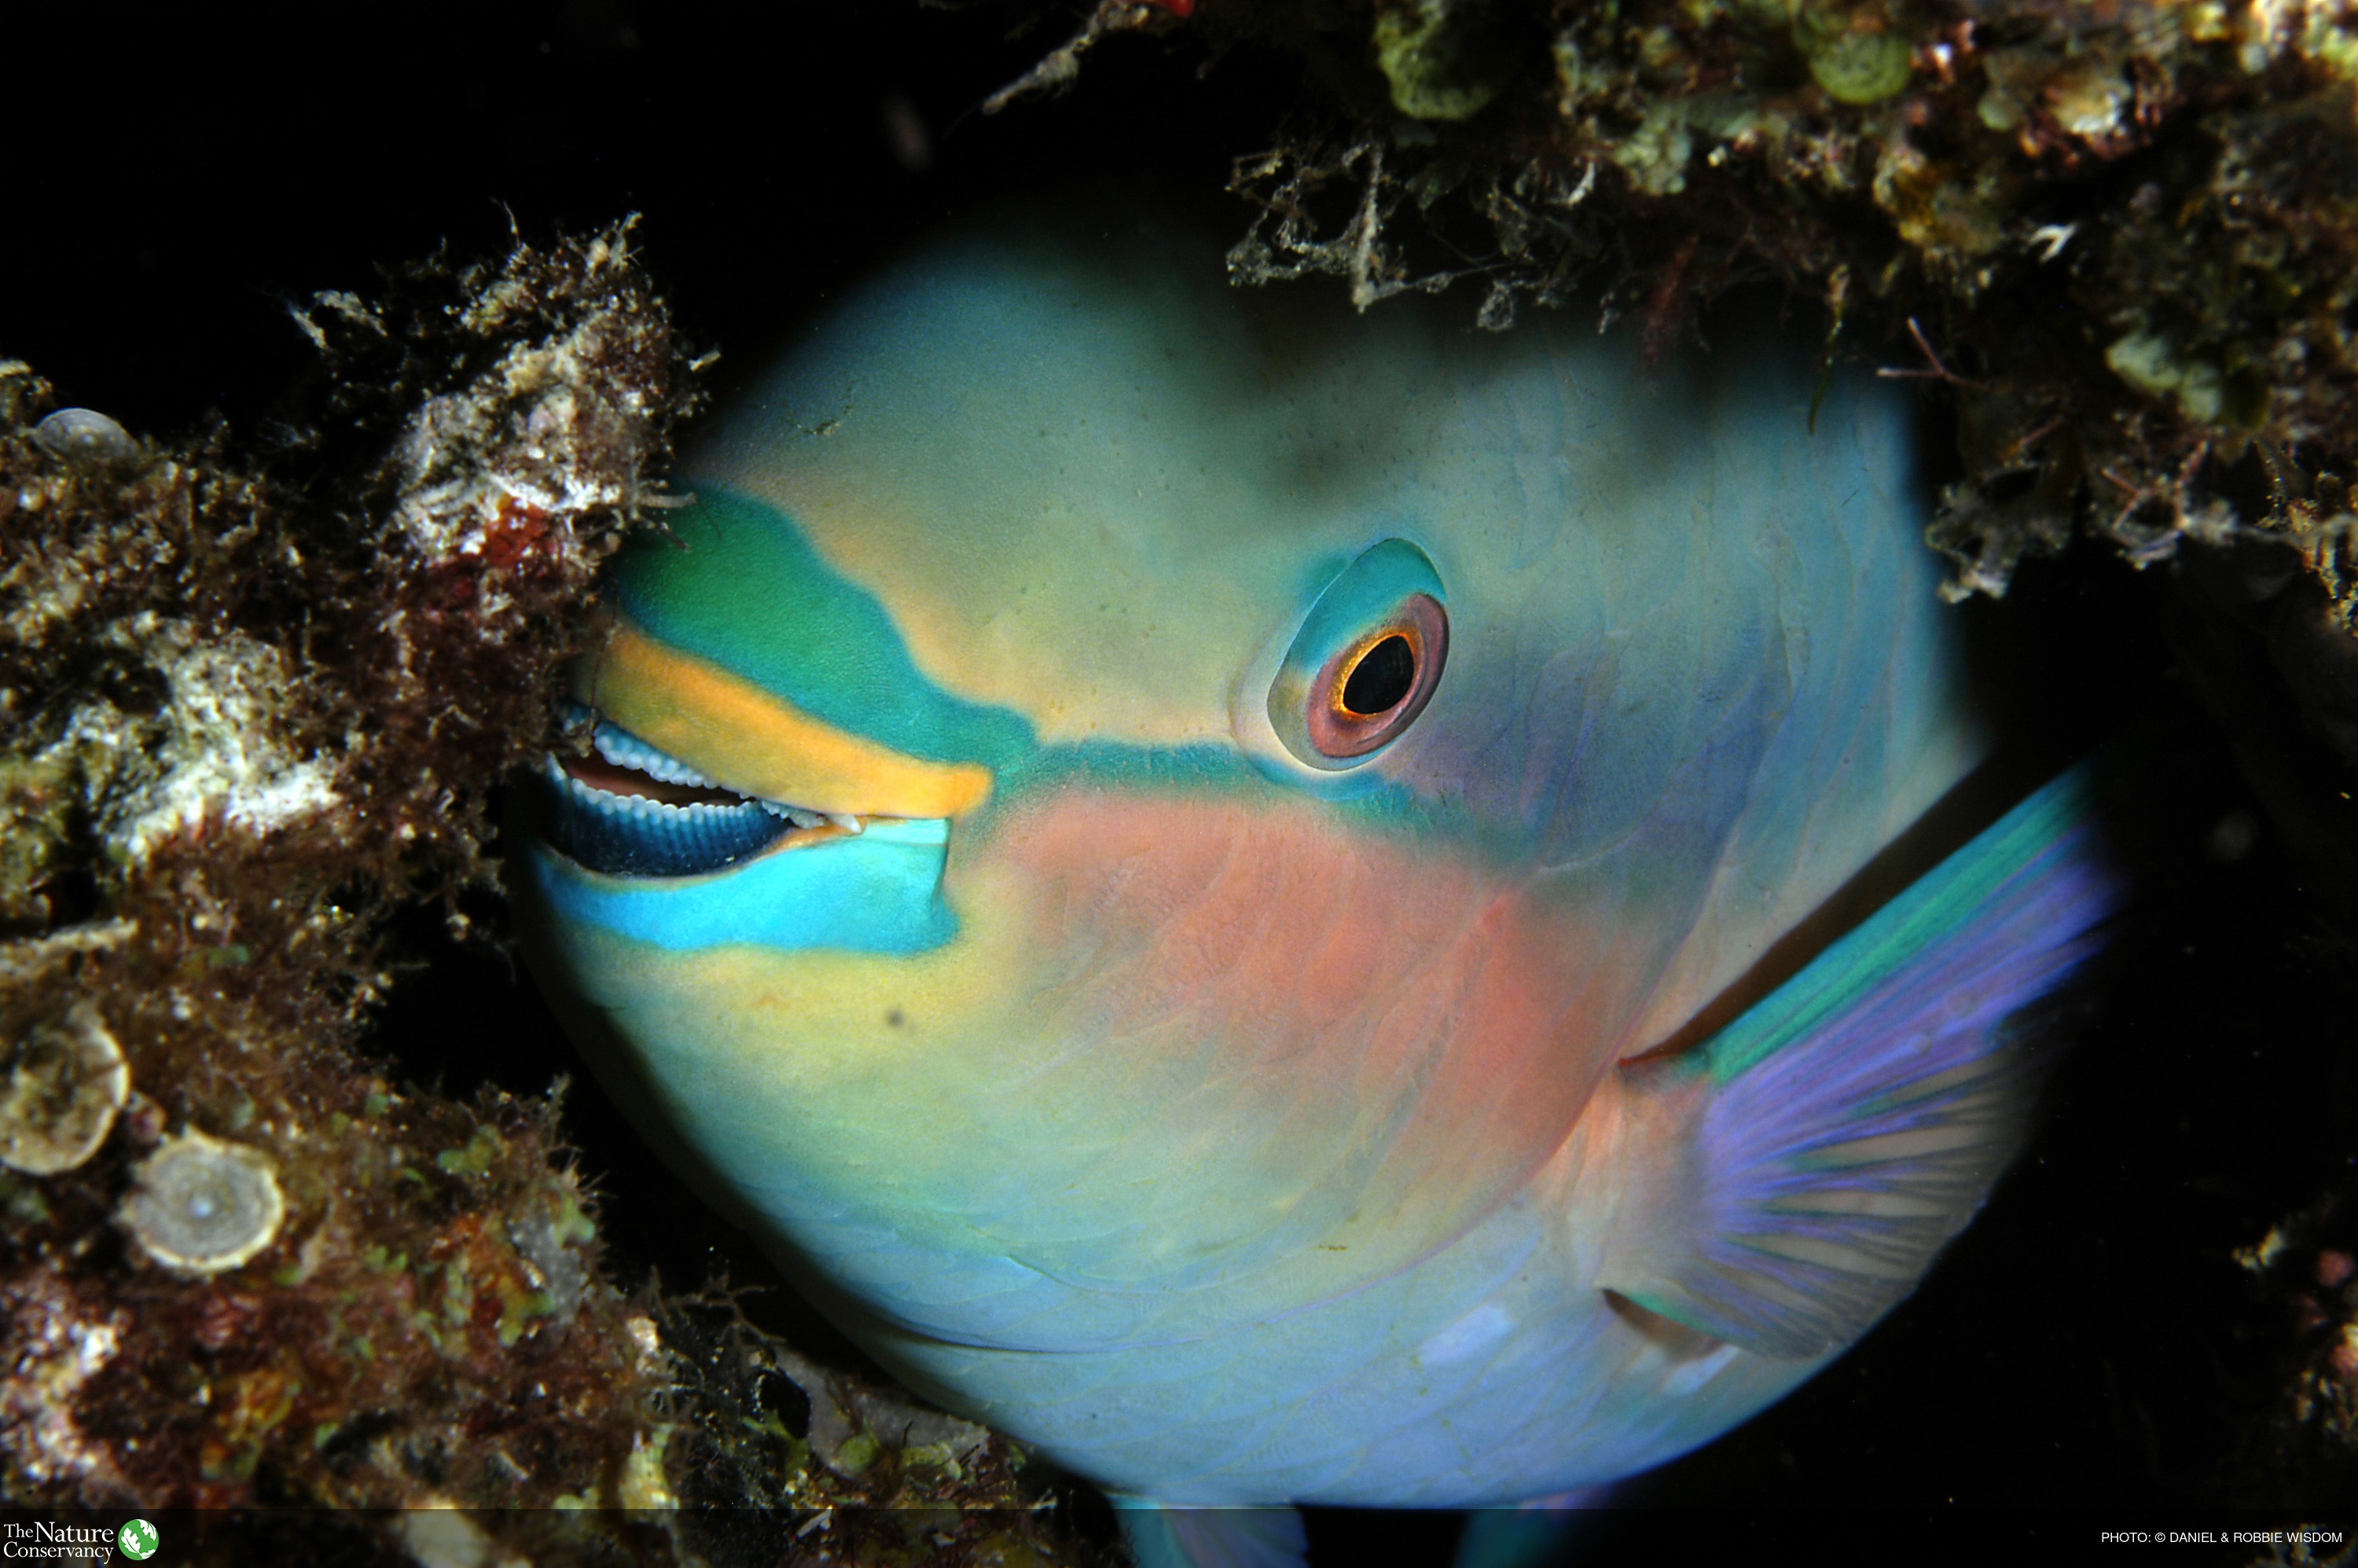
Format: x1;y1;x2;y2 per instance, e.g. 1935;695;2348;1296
1304;593;1448;759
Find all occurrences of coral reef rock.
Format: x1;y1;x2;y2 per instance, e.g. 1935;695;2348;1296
1020;0;2358;626
1;223;1100;1563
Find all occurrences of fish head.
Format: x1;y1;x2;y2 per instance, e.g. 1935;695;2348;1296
516;214;1984;1353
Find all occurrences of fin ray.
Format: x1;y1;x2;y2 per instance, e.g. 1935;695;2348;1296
1604;766;2121;1358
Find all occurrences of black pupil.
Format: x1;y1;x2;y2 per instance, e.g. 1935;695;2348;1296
1342;635;1416;715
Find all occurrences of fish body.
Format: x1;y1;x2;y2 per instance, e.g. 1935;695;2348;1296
516;215;2116;1518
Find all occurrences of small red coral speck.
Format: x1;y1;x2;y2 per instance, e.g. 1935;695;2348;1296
480;497;555;571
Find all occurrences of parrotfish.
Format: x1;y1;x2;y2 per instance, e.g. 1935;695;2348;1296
516;214;2117;1565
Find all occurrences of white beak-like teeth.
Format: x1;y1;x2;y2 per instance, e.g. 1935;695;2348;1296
561;720;840;824
538;715;865;877
590;723;725;790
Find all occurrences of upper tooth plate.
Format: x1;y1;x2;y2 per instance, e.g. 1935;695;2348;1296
590;722;723;790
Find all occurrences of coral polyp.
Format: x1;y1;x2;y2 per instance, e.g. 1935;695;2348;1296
116;1132;283;1276
29;408;133;466
0;1002;127;1177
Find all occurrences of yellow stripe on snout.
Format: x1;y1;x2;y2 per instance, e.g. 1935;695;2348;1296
575;621;994;819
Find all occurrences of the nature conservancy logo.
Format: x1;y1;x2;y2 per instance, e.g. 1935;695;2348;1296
0;1518;158;1560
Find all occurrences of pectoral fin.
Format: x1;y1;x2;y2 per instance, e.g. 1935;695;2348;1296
1600;766;2120;1359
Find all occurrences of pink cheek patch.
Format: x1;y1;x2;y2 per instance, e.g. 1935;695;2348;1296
974;788;1659;1262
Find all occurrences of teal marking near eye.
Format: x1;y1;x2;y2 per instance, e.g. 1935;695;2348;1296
1283;540;1446;675
523;817;957;955
612;492;1035;769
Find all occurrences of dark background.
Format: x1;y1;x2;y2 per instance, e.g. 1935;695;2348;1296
7;2;2354;1558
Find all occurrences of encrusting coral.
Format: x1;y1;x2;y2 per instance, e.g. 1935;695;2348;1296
2235;1188;2358;1501
0;224;689;1533
0;226;1091;1564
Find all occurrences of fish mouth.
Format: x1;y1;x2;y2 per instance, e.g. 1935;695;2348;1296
535;705;882;879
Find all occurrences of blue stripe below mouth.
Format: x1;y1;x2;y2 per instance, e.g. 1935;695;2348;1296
528;707;956;953
523;816;957;956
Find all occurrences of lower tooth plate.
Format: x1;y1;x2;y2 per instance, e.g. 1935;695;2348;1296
538;758;794;878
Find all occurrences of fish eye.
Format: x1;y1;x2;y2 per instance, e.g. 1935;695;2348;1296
1264;538;1449;773
1304;597;1448;761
